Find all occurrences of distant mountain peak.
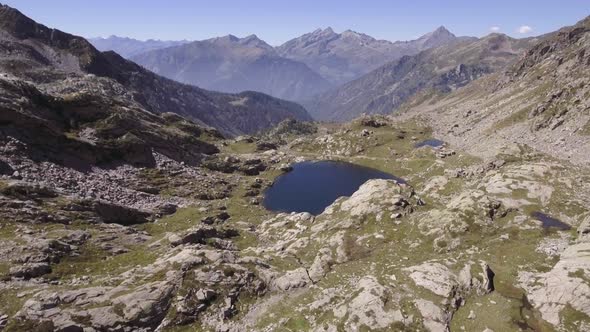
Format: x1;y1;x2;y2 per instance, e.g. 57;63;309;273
341;29;376;41
420;26;455;40
309;27;336;37
278;24;461;85
433;26;451;33
241;34;265;44
222;34;240;42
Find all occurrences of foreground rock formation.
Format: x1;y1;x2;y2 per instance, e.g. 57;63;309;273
2;111;587;331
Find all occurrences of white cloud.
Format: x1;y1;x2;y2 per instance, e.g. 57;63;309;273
518;25;533;34
490;26;501;32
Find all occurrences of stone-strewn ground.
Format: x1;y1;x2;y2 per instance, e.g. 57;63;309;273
1;116;588;332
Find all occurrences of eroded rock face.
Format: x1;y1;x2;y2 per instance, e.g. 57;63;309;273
404;262;458;297
337;276;408;330
520;242;590;325
415;299;452;332
272;268;311;291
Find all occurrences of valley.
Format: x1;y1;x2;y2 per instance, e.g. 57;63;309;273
1;114;588;331
0;2;588;332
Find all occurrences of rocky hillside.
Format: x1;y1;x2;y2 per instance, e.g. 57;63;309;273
306;33;536;121
0;4;312;136
399;15;590;166
1;107;589;331
89;35;190;58
277;26;462;85
131;35;332;101
0;4;589;332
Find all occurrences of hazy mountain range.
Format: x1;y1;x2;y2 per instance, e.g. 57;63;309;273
130;34;332;101
84;21;553;125
89;35;191;58
277;26;462;85
90;26;467;101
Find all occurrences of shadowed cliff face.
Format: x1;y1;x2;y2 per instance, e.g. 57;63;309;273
0;4;312;136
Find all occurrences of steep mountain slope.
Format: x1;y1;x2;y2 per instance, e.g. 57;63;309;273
306;33;536;121
277;26;462;85
131;35;332;101
400;15;590;166
89;35;190;58
0;4;312;136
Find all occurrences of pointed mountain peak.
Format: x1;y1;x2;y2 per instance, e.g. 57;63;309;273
242;34;262;42
414;25;457;49
433;26;451;34
210;34;242;43
421;26;455;39
341;29;376;41
342;29;358;35
310;27;336;36
239;34;274;49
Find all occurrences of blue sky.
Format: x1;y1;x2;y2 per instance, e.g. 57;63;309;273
4;1;589;45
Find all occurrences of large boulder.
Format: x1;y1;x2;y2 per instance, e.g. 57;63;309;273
168;226;238;247
92;201;151;225
9;262;51;279
404;262;457;297
327;179;413;217
273;268;311;291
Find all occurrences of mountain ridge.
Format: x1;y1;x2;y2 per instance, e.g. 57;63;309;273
277;26;462;85
304;32;537;121
0;4;312;136
131;34;333;101
89;35;191;58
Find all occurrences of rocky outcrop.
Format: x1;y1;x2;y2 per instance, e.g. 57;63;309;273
520;242;590;326
337;276;408;330
326;179;415;217
15;277;179;331
168;226;238;247
92;201;151;225
272;268;312;291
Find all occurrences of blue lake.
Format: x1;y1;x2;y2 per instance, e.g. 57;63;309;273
263;161;404;215
415;139;444;148
531;212;571;231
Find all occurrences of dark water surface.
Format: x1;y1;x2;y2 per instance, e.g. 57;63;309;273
415;139;444;148
531;211;571;231
263;161;404;215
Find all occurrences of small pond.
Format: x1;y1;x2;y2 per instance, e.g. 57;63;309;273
531;212;571;231
263;161;404;215
415;139;444;148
